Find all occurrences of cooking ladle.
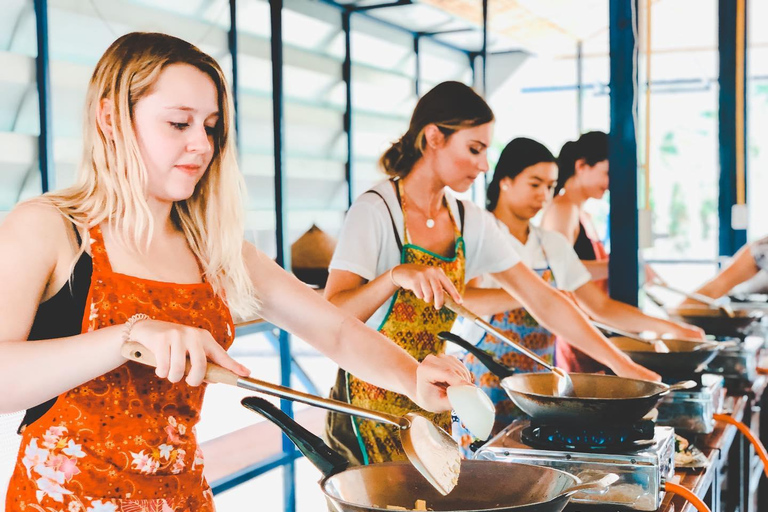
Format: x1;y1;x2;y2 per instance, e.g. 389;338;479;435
650;278;735;318
442;297;574;397
591;321;671;353
121;341;461;495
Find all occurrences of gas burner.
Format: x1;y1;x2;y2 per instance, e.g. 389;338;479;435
475;419;676;511
656;373;725;434
520;420;656;453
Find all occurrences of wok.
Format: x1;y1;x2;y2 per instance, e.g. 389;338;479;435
608;336;732;376
241;396;618;512
667;305;762;337
439;332;694;425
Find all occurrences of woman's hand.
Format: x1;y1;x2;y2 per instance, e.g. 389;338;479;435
611;356;661;382
413;353;473;413
128;319;251;386
391;264;462;309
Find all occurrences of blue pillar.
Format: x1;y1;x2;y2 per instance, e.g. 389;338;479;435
270;0;290;271
481;0;488;96
269;2;296;511
33;0;54;192
342;9;353;208
718;0;748;256
228;0;240;151
413;34;420;97
608;0;639;306
576;41;583;134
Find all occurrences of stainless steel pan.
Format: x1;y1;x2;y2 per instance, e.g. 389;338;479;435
241;396;617;512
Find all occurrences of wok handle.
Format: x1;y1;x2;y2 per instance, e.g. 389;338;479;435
663;380;698;394
555;473;619;499
438;331;515;379
121;342;406;429
443;297;556;372
241;396;349;478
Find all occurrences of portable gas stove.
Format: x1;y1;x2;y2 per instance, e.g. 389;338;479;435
474;419;675;511
656;373;725;434
705;335;763;384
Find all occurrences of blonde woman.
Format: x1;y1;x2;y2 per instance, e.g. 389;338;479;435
0;33;471;510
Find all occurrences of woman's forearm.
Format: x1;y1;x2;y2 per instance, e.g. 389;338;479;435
582;259;609;281
462;287;522;316
0;325;126;413
584;291;689;335
254;254;419;398
694;247;759;299
324;270;398;323
493;265;633;372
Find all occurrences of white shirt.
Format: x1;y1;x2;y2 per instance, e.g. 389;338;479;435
752;236;768;272
329;180;522;330
457;223;592;345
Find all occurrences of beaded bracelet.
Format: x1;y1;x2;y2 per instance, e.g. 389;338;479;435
122;313;150;343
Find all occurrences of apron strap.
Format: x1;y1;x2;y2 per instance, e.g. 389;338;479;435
363;189;403;253
456;199;465;236
88;224;115;273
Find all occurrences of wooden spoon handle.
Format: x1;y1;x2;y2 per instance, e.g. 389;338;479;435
121;341;239;385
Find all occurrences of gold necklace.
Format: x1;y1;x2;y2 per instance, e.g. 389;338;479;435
408;196;443;229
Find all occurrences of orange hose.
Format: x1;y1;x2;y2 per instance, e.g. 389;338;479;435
664;482;711;512
757;367;768;375
714;413;768;478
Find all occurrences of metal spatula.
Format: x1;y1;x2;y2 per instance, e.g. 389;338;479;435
650;278;736;317
121;341;461;495
442;297;575;397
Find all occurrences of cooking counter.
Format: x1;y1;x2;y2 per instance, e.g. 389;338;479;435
563;375;766;512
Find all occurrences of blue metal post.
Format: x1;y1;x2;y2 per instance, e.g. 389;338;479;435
270;0;289;272
608;0;639;306
481;0;488;96
33;0;53;192
278;328;295;512
228;0;240;151
718;0;748;256
576;41;583;134
413;34;420;97
269;1;295;510
342;9;353;208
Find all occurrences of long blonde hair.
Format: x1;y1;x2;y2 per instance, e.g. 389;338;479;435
39;32;259;319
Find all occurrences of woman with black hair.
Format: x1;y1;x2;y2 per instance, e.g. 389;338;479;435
542;132;610;283
323;84;658;466
454;137;703;453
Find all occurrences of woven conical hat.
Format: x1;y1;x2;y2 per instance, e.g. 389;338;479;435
291;224;337;269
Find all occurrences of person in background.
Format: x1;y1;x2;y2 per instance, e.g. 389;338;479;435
453;137;703;453
541;131;611;373
0;33;471;511
323;83;658;467
681;237;768;304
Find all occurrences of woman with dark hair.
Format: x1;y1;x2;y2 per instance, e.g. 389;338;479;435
541;131;612;373
543;131;610;283
323;83;659;466
454;137;703;453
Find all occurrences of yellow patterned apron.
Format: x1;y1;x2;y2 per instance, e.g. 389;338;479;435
325;180;466;465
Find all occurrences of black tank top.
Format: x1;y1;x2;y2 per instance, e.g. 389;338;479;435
573;221;597;261
19;226;92;432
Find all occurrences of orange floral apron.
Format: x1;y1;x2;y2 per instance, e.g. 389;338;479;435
325;180;466;465
6;225;234;511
